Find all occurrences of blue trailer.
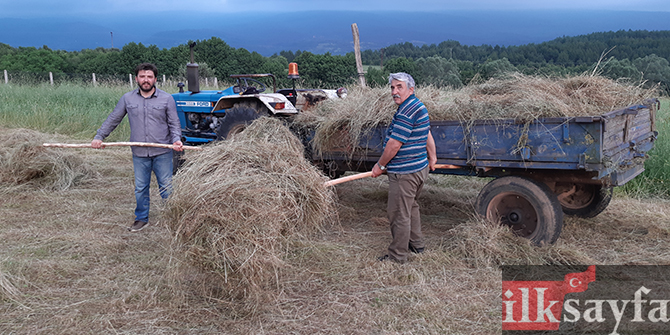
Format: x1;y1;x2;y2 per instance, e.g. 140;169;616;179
171;48;658;245
313;99;659;245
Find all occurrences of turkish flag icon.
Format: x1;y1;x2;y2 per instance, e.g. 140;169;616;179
563;265;596;294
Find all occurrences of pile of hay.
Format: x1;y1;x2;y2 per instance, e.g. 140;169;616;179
164;118;336;310
0;127;97;190
300;74;657;154
448;217;596;268
439;73;657;121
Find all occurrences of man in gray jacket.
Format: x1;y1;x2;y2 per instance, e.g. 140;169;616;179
92;63;183;232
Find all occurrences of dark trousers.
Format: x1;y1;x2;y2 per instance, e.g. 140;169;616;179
387;166;429;262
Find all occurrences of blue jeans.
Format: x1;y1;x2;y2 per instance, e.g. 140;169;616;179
132;152;173;223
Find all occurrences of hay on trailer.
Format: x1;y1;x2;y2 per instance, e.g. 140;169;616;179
0;127;97;190
300;74;657;155
164;117;336;311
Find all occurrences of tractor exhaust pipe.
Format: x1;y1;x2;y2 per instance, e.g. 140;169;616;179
187;42;200;93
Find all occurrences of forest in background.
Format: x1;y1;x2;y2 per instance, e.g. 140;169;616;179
1;30;669;92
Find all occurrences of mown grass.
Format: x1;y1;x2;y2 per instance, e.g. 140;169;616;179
1;83;669;334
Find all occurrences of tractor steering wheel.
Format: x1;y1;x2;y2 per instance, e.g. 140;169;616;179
237;78;266;94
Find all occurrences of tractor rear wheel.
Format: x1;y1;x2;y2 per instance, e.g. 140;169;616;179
216;102;269;140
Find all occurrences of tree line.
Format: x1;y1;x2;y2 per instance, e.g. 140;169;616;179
1;30;669;92
360;30;670;91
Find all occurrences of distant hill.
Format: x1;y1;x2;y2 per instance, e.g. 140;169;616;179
1;10;670;55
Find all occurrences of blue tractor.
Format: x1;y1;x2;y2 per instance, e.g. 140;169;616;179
171;44;346;171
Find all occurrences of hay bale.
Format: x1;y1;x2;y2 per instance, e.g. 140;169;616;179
301;74;656;154
164;117;336;310
0;127;97;190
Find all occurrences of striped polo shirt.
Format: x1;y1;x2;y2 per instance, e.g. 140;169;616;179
384;94;430;174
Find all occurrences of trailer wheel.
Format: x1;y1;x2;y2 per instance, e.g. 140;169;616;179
556;183;612;218
216;102;268;140
475;176;563;245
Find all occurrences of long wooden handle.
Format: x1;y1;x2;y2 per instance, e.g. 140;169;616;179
324;171;373;187
324;164;461;187
43;142;203;151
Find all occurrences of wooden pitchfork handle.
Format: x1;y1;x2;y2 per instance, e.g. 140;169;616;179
324;164;460;187
43;142;203;151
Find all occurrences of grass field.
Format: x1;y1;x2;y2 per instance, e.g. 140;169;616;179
0;84;669;334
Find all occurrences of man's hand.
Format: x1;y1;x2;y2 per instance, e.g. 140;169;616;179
371;163;384;178
429;155;437;171
173;140;184;152
91;139;104;149
427;131;437;171
373;138;402;178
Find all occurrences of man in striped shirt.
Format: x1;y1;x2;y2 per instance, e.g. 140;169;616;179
372;72;437;264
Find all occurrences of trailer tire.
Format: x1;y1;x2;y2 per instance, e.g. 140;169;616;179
556;183;612;218
475;176;563;245
216;102;268;140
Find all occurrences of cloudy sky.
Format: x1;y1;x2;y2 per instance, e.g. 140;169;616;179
2;0;670;17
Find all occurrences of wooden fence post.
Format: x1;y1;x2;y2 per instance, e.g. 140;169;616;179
92;73;97;86
129;74;133;88
163;74;166;87
49;72;54;86
351;23;366;88
3;70;7;84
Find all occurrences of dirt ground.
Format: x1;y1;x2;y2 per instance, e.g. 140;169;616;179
1;146;669;334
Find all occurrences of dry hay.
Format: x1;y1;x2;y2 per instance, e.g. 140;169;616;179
441;73;656;121
300;74;657;154
0;127;97;190
164;117;337;313
448;216;596;268
0;267;20;303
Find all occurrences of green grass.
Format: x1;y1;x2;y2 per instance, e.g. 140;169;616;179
619;98;670;198
0;83;131;142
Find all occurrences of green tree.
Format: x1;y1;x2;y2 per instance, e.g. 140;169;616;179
415;56;462;88
633;54;670;91
383;57;420;81
0;46;67;72
364;66;387;88
599;57;642;82
480;58;518;80
292;52;356;88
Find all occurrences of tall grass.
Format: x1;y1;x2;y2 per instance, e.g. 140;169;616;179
0;83;132;142
620;98;670;198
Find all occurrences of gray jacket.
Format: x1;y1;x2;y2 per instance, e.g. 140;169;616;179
95;88;182;157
